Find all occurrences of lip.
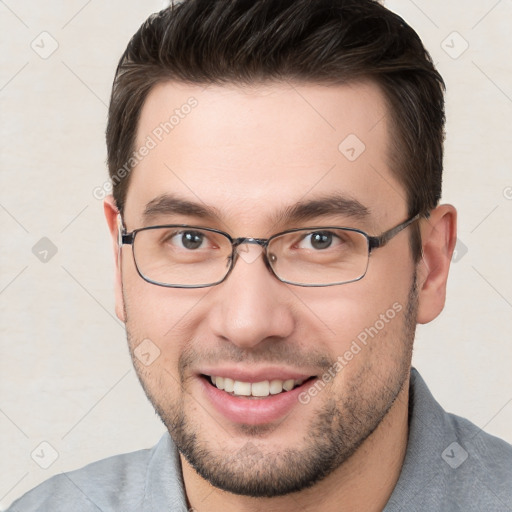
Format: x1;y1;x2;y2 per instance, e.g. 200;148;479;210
198;366;315;383
199;373;318;425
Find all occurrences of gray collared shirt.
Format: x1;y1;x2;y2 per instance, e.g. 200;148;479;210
7;369;512;511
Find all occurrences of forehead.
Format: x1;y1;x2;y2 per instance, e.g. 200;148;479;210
124;80;406;229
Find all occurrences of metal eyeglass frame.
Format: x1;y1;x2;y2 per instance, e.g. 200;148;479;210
120;212;425;288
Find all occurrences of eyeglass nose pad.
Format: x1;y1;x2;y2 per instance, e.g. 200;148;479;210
236;243;265;264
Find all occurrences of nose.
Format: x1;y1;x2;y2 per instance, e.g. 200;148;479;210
208;244;295;349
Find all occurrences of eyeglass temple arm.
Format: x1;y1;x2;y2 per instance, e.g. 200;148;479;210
117;215;133;246
368;212;428;251
121;233;134;245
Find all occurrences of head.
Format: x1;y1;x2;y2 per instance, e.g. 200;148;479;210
104;0;456;499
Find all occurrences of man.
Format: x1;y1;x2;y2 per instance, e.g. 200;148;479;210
8;0;511;510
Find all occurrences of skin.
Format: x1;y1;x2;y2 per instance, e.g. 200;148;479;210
104;80;457;512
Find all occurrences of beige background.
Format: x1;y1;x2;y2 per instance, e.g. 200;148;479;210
1;0;511;508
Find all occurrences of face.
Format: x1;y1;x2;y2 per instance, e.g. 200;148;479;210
113;80;421;497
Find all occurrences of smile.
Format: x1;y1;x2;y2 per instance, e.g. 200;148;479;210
205;375;313;398
199;371;319;425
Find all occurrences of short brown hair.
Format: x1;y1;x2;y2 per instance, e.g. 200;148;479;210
106;0;445;259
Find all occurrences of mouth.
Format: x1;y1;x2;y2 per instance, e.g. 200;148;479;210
198;371;320;425
201;374;316;398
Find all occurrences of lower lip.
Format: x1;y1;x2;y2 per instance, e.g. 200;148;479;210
200;376;316;425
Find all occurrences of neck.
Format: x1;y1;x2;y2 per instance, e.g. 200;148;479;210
181;376;410;512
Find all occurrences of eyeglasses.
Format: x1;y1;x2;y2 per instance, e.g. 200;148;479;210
120;213;422;288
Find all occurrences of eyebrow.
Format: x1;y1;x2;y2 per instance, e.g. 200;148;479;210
143;194;220;222
142;193;370;226
277;195;371;225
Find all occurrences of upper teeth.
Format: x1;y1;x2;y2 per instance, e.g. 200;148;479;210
210;376;305;397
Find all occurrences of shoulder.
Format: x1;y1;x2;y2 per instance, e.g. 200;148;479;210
385;369;512;512
442;408;512;507
6;433;184;512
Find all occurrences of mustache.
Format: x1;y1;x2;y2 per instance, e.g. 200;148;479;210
179;341;334;374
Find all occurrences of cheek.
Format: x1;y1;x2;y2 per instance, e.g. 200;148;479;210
294;276;408;343
121;248;206;333
121;252;214;381
122;286;205;406
290;259;414;382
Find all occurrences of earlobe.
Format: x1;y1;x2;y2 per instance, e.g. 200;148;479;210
104;195;126;323
416;204;457;324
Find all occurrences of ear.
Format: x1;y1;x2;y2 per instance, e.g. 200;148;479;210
416;204;457;324
104;195;126;323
